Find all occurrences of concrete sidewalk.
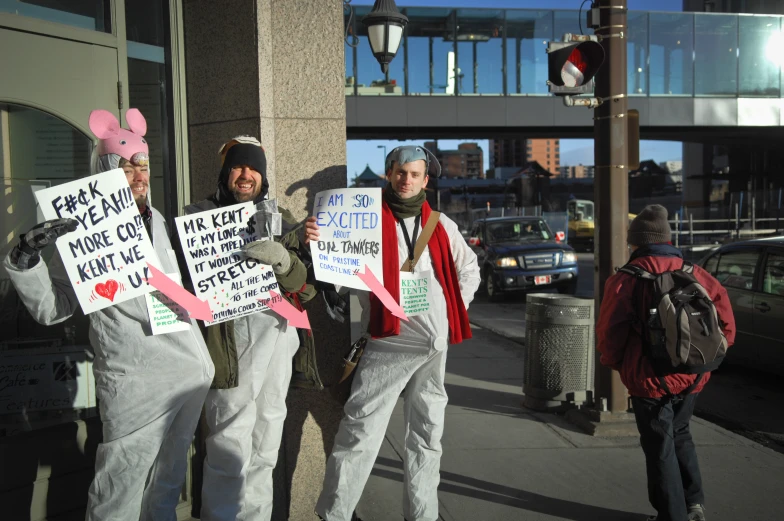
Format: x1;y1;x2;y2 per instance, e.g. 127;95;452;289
354;325;784;521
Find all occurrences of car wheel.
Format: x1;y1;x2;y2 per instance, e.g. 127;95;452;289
486;273;503;302
558;281;578;295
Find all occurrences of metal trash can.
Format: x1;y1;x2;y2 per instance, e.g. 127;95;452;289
522;293;595;411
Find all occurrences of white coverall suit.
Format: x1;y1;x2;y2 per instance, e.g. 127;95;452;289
3;206;215;521
185;199;302;521
316;212;480;521
199;309;300;521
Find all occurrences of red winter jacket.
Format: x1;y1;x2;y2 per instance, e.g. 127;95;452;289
596;255;736;398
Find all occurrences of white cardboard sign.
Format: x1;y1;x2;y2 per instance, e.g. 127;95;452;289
145;273;192;335
310;188;382;291
34;169;161;314
174;202;278;326
399;270;433;317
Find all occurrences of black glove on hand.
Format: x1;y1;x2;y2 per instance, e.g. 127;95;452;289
10;218;78;269
321;283;349;323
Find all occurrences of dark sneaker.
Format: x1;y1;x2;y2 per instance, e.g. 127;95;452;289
688;504;706;521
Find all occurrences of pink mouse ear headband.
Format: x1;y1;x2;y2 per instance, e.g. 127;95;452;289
88;108;149;165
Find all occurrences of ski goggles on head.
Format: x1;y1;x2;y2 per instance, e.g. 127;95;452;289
128;151;149;167
385;145;442;178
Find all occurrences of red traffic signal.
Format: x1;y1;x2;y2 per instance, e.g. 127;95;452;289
547;40;605;95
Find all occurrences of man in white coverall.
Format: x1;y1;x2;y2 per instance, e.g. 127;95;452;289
305;146;481;521
2;108;214;521
183;136;316;521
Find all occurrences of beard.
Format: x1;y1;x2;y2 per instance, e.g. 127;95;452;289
134;192;149;209
230;180;262;202
131;184;149;208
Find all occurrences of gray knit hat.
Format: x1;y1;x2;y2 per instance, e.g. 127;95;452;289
627;204;672;246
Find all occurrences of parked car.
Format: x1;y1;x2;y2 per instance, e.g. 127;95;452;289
468;216;578;301
698;237;784;375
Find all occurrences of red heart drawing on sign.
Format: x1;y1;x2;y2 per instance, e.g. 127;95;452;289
95;280;119;301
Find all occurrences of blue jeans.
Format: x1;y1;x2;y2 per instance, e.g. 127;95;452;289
631;392;704;521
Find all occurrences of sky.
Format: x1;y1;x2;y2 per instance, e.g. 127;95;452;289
346;0;687;184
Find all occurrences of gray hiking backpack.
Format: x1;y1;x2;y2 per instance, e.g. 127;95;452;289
619;261;728;377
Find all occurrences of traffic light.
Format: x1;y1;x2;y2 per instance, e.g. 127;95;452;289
547;37;605;96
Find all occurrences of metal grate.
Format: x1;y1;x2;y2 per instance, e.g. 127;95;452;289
523;294;595;408
519;251;560;269
524;325;594;391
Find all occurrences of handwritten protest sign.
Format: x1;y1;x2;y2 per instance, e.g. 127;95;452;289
34;169;161;314
174;202;278;326
145;273;192;335
310;188;382;291
400;271;432;317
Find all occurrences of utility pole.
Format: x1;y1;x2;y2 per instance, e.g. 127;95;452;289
593;0;629;415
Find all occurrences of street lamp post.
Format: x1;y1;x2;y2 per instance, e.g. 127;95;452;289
377;145;387;173
362;0;408;74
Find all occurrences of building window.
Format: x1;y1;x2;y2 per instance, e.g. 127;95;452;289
0;103;97;435
0;0;111;32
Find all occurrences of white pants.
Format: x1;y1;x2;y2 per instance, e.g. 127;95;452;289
316;342;448;521
200;326;298;521
86;374;210;521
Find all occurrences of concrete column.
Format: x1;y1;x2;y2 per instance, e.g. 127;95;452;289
682;142;709;219
184;1;349;519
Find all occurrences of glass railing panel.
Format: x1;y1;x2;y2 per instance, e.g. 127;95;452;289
649;12;694;96
739;15;782;97
695;13;738;96
506;10;553;95
628;11;649;95
401;7;455;95
455;9;504;95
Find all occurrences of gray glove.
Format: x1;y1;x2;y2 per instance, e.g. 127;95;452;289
10;218;78;269
242;239;291;274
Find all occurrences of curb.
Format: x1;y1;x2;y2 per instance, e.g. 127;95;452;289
468;319;526;347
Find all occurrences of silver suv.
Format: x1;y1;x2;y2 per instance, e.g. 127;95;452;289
699;237;784;376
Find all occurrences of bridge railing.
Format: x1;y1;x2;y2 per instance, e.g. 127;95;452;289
345;7;784;99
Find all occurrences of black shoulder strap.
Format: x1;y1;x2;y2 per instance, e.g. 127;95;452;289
619;264;657;280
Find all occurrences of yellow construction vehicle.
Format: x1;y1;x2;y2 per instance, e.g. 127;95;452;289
567;199;595;251
566;199;636;252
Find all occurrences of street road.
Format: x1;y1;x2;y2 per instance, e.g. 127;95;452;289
468;253;784;454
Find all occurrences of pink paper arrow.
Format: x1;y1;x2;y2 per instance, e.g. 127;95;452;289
145;262;213;322
356;265;408;321
261;290;311;330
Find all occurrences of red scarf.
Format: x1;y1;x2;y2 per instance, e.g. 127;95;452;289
369;200;472;345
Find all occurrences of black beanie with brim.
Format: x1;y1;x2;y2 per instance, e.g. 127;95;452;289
216;143;269;206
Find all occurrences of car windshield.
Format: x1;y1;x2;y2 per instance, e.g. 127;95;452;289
486;220;551;243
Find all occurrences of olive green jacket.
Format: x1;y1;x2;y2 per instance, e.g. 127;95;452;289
182;202;323;390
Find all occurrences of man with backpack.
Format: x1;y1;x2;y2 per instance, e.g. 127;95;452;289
597;204;736;521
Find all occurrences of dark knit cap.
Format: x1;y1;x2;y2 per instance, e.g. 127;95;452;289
215;141;269;205
627;204;671;246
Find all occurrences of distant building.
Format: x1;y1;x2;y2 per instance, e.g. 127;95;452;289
629;159;682;197
352;164;386;188
425;141;484;178
490;138;560;175
663;160;683;174
558;164;595;179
